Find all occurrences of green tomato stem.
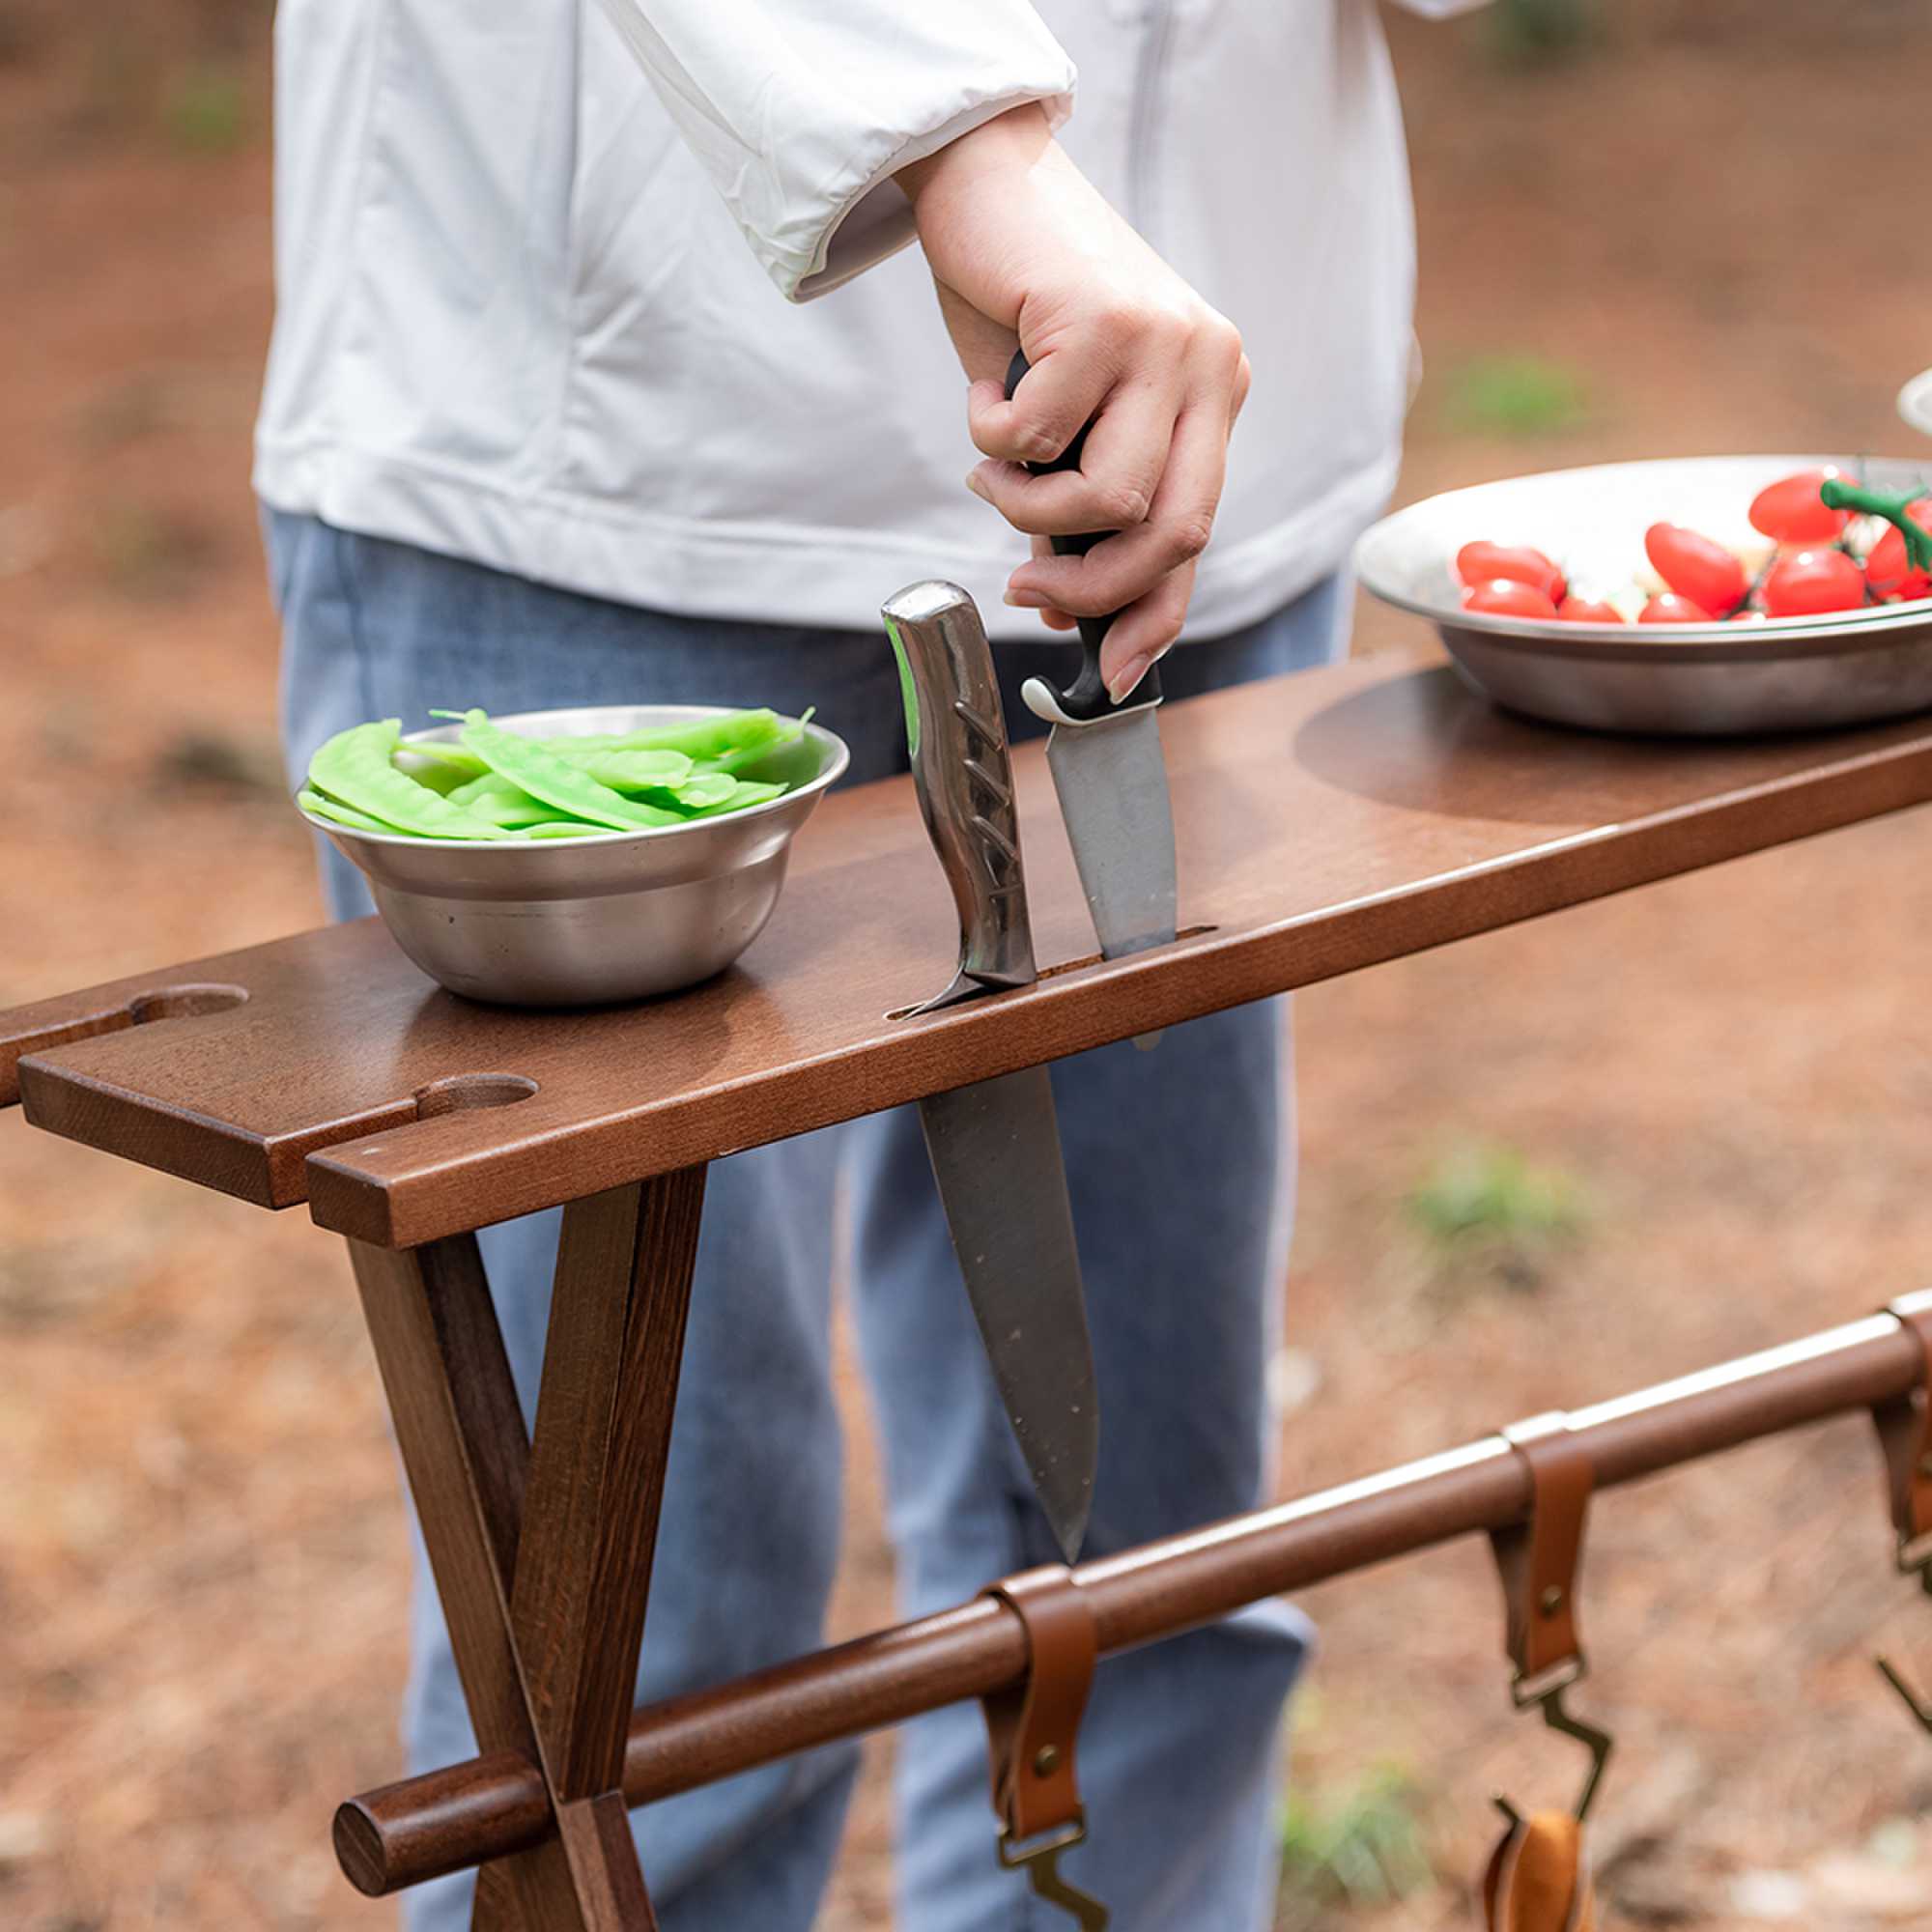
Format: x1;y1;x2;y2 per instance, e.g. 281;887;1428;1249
1820;477;1932;574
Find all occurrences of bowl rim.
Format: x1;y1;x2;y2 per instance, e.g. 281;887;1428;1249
296;704;851;851
1353;452;1932;648
1900;368;1932;438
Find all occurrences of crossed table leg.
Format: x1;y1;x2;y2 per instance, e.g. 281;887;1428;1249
345;1166;709;1930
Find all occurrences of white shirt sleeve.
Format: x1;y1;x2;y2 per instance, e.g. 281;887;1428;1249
593;0;1076;302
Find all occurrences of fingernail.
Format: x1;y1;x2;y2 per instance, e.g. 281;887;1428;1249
964;469;988;499
1005;587;1047;609
1108;652;1154;704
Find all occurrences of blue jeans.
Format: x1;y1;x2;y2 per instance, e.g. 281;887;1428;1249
267;509;1338;1932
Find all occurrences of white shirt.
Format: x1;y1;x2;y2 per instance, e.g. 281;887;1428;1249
256;0;1472;641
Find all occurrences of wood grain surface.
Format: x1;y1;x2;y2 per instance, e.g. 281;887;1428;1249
9;657;1932;1247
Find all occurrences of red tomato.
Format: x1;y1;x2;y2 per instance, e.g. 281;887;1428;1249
1456;541;1566;604
1747;468;1849;545
1556;596;1625;624
1644;524;1747;615
1865;497;1932;602
1463;579;1560;620
1639;592;1714;624
1760;547;1867;617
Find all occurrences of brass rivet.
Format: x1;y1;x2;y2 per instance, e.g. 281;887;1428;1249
1033;1746;1062;1778
1540;1586;1565;1616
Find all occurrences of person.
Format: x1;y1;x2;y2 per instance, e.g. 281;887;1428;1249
261;2;1473;1924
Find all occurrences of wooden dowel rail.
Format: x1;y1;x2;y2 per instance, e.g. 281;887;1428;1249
335;1304;1930;1898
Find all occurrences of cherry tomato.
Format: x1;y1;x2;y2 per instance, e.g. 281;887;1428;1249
1747;468;1849;545
1644;524;1747;615
1760;546;1866;617
1462;579;1560;620
1865;497;1932;602
1639;592;1714;624
1456;541;1566;605
1556;596;1625;624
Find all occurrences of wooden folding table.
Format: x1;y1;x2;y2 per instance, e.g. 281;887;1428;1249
8;654;1932;1926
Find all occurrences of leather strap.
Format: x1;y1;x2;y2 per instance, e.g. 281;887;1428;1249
981;1566;1095;1845
1874;1291;1932;1569
1490;1412;1592;1701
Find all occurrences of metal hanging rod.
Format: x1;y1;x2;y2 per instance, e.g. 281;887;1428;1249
333;1304;1929;1899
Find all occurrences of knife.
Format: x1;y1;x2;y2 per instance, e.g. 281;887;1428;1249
1007;349;1179;971
881;578;1098;1563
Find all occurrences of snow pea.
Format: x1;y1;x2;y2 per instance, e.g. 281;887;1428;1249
652;772;740;809
552;747;695;789
307;721;515;839
458;788;584;831
298;788;394;834
683;780;785;816
599;709;792;762
394;740;489;791
442;710;683;830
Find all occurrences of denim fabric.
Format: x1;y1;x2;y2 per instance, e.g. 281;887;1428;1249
268;510;1338;1931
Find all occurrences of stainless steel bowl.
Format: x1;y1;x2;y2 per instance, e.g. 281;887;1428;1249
1355;456;1932;735
298;705;850;1007
1902;369;1932;438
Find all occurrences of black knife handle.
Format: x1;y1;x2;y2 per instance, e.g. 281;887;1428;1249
1005;347;1162;723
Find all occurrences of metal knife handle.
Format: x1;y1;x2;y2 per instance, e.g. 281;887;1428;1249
881;580;1037;1009
1006;347;1162;724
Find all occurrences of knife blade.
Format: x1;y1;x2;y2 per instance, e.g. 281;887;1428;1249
1006;349;1179;969
882;579;1098;1562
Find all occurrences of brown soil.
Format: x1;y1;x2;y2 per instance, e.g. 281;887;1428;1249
4;4;1932;1928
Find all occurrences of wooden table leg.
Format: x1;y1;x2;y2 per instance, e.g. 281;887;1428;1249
348;1165;706;1932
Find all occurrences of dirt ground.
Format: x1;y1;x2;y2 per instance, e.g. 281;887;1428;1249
5;4;1932;1928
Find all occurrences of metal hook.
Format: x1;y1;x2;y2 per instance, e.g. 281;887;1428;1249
1874;1539;1932;1733
1876;1656;1932;1735
1492;1679;1615;1830
999;1823;1110;1929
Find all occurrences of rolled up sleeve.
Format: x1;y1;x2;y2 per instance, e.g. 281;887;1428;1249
594;0;1076;301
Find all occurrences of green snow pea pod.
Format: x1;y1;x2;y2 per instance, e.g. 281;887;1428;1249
459;789;586;830
554;747;695;789
442;773;575;827
298;788;396;834
307;721;516;839
682;780;786;817
393;740;489;791
689;710;813;779
599;709;791;762
626;770;742;811
442;711;683;830
444;772;523;807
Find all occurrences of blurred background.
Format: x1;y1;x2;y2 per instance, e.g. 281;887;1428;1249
5;0;1932;1926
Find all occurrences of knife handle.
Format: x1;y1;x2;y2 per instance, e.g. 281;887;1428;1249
881;581;1037;1010
1006;347;1163;724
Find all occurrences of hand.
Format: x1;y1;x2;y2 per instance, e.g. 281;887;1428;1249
897;104;1250;701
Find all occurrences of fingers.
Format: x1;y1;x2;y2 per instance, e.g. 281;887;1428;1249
1096;562;1194;700
966;348;1115;468
967;379;1179;534
1005;397;1229;618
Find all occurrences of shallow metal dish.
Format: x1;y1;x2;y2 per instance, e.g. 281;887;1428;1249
298;706;850;1008
1355;455;1932;735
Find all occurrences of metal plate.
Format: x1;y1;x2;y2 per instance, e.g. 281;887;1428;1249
1355;456;1932;735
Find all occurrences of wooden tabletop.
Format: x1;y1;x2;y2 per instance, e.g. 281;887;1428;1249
8;655;1932;1248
